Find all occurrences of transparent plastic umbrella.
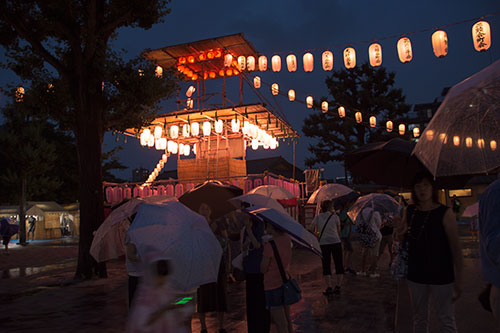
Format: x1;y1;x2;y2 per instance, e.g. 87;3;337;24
462;202;479;218
229;193;288;214
347;193;403;223
306;183;353;205
413;59;500;177
248;185;295;200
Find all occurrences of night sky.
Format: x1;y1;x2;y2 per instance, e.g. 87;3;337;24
1;0;499;181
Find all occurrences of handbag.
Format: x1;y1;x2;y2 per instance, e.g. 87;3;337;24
270;240;302;305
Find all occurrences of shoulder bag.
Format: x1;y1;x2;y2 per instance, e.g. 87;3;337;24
317;213;334;241
270;240;302;305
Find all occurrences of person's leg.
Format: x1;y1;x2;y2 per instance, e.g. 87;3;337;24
387;236;394;263
429;283;457;332
198;312;207;331
360;247;368;275
369;241;381;275
128;275;139;308
246;273;270;333
407;281;431;333
270;307;289;333
490;284;500;331
320;244;333;293
378;235;388;258
332;243;344;290
216;312;225;331
284;305;293;333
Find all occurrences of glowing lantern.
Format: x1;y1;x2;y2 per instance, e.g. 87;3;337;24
182;124;190;137
156;138;167;150
215;50;222;58
413;127;420;137
432;30;448;58
224;54;233;67
288;89;295;101
259;56;268;71
368;43;382;67
209;71;216;79
399;124;405;135
148;134;155;147
170;142;178;154
16;86;24;102
254;76;261;89
251;139;259;150
155;66;163;78
187;56;195;63
198;53;206;61
233;69;239;75
426;130;435;141
440;133;448;144
453;136;460;146
140;130;149;146
321;101;328;113
187;98;193;109
271;83;279;95
242;121;250;135
303;53;314;72
247;56;256;71
370;116;376;127
270;137;277;150
238;56;246;71
477;138;485;149
207;51;214;59
214;119;223;134
231;118;240;133
355;112;362;123
343;47;356;69
179;57;186;64
226;68;233;76
336;106;345;118
193;144;197;155
306;96;313;109
191;74;199;81
183;144;190;156
154;126;163;139
397;37;413;63
249;124;258;138
386;120;393;132
203;121;211;136
465;137;472;148
472;21;491;52
162;154;167;162
170;125;179;139
138;69;144;76
271;55;281;72
286;54;297;72
178;143;184;154
191;122;199;136
322;51;333;71
491;140;497;151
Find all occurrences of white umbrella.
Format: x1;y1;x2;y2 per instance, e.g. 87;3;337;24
127;202;222;292
90;195;177;262
306;183;353;205
248;185;295;200
347;193;402;223
229;193;288;214
462;202;479;218
246;207;321;256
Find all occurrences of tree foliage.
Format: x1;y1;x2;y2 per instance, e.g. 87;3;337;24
302;63;411;167
0;0;176;278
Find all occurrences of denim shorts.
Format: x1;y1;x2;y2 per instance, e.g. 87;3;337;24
265;285;285;309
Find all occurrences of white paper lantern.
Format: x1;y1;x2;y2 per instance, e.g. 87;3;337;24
191;122;200;136
140;130;149;146
148;134;155;147
259;56;268;71
322;51;333;71
162;153;168;162
271;83;279;95
156;137;167;150
413;127;420;138
338;106;345;118
369;116;376;127
321;101;328;113
186;86;196;97
286;54;297;72
271;55;281;72
306;96;313;108
399;124;406;135
203;121;211;136
242;121;250;136
231;118;240;133
247;56;256;71
179;143;184;153
368;43;382;67
432;30;448;58
171;142;178;154
472;21;491;52
386;120;393;132
238;56;246;71
184;144;191;156
303;53;314;72
170;125;179;139
343;47;356;69
491;140;497;151
453;136;460;146
465;137;472;148
426;130;435;141
186;98;193;109
154;126;163;139
214;119;223;134
397;37;413;63
224;54;233;67
254;76;261;89
288;89;295;102
155;66;163;78
355;112;362;123
182;124;190;137
251;139;259;150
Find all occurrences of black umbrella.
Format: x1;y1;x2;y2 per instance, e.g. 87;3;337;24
345;138;469;189
179;180;243;219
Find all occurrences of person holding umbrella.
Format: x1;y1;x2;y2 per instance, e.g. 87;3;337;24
394;172;463;332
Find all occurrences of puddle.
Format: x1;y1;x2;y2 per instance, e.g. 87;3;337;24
2;260;76;279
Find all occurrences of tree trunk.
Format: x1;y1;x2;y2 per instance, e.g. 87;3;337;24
18;174;27;245
74;83;107;279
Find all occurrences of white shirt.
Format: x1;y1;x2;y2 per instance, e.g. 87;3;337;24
311;212;341;245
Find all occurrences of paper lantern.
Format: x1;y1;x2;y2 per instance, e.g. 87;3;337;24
214;119;223;133
432;30;448;58
303;53;314;72
338;106;345;118
155;137;167;150
413;127;420;138
259;56;268;71
286;54;297;72
186;85;196;97
148;134;155;147
182;124;190;137
183;144;190;156
270;137;277;150
321;101;328;113
490;140;497;151
247;56;255;71
368;43;382;67
440;133;448;144
386;120;393;132
186;98;193;109
203;121;211;136
472;21;491;52
251;139;259;150
140;130;149;146
237;56;246;71
306;96;313;108
453;136;460;146
231;118;240;133
397;37;413;63
15;86;24;102
209;71;216;79
369;116;376;127
355;112;362;123
170;125;179;139
465;137;472;148
224;54;233;67
191;122;199;136
187;56;195;63
322;51;333;71
170;142;178;154
155;66;163;78
399;124;405;135
242;121;250;135
477;138;485;149
254;76;261;89
343;47;356;69
271;83;279;96
249;124;258;138
288;89;295;101
193;144;197;155
162;154;167;162
426;130;434;141
154;126;162;139
271;55;281;72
